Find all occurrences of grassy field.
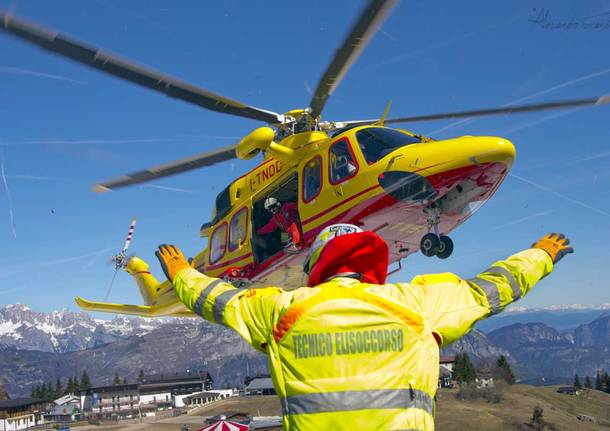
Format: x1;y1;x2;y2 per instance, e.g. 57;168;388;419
77;387;609;430
190;395;282;418
435;385;610;430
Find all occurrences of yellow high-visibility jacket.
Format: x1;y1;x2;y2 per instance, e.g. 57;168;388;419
173;248;553;431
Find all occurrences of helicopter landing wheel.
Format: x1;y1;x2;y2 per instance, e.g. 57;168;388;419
420;233;440;257
435;235;454;259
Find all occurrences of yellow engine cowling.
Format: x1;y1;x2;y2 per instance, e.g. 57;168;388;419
268;131;328;164
236;127;275;160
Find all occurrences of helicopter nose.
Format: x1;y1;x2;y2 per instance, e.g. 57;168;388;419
466;136;515;166
377;136;515;203
378;171;437;204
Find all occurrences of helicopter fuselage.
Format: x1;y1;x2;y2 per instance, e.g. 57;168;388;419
190;125;515;291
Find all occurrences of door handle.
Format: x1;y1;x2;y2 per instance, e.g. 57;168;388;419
334;185;344;196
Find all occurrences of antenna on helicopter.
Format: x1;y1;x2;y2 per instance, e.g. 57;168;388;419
103;218;137;301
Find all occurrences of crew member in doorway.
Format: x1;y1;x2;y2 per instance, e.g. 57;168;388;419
257;197;302;253
156;230;572;430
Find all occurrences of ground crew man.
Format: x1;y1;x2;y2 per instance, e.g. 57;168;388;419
155;226;572;431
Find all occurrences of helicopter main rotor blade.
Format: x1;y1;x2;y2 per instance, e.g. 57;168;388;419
0;12;283;124
92;143;237;193
309;0;397;118
334;95;610;128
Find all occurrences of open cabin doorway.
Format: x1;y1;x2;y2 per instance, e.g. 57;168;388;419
251;173;301;264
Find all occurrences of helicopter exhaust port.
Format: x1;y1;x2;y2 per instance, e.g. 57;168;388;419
378;171;437;204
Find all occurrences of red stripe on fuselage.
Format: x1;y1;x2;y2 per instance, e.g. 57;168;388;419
301;184;381;226
203;252;253;272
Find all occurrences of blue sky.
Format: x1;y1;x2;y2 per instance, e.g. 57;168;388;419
0;0;608;314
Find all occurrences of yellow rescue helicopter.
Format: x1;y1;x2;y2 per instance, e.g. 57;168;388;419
1;1;607;318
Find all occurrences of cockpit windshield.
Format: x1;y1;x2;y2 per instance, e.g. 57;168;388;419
356;127;421;164
212;184;232;225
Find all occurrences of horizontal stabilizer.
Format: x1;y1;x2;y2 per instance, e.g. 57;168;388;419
74;296;194;318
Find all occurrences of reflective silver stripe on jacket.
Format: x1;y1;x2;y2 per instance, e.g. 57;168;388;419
486;266;521;300
467;277;500;314
193;279;223;317
281;388;434;416
213;288;247;324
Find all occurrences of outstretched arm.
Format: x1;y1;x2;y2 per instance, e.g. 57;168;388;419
256;217;278;235
155;245;283;352
409;234;571;347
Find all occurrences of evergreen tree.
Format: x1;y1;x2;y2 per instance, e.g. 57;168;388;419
123;377;128;384
453;353;476;383
584;375;592;389
244;375;253;387
463;353;476;383
496;355;516;385
574;374;581;389
31;384;39;399
531;406;544;430
54;378;62;399
138;369;145;383
603;371;610;393
595;371;602;390
65;377;74;395
113;372;121;385
44;382;53;401
80;370;91;390
453;354;464;382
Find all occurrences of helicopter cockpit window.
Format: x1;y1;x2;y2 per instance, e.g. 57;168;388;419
356;127;421;164
212;185;232;225
302;156;322;203
209;222;228;264
329;139;358;184
229;207;248;251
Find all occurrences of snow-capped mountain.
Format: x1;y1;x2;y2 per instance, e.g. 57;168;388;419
0;304;166;353
476;304;610;333
505;303;610;313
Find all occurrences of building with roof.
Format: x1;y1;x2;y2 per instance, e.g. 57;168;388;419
0;398;46;431
44;404;81;423
438;355;455;388
475;372;495;388
245;375;275;396
439;355;455;372
53;394;80;407
182;391;223;408
80;382;140;419
44;394;82;423
79;370;213;419
139;371;213;413
180;389;235;408
557;386;580;395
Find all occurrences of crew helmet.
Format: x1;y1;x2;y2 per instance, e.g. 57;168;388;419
303;223;363;274
264;196;280;211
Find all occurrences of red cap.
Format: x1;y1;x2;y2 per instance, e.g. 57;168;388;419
307;231;389;286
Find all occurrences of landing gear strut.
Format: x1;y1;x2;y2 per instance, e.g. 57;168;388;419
419;205;454;258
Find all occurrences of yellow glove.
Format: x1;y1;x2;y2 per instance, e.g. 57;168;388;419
532;233;573;264
155;244;191;282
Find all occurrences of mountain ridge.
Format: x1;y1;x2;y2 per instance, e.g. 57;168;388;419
0;303;165;353
1;304;608;398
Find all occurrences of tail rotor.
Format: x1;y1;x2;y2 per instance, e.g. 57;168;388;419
104;218;137;301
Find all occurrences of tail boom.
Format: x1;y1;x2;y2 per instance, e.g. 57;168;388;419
74;256;194;318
